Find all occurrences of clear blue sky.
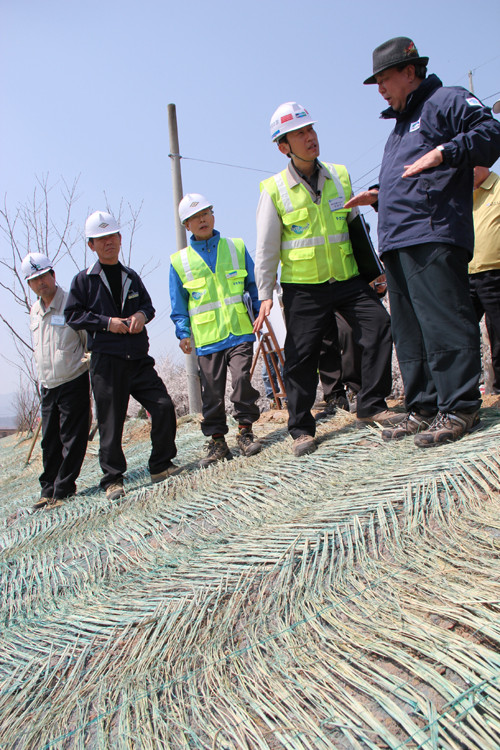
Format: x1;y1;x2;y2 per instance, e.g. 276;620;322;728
1;0;499;396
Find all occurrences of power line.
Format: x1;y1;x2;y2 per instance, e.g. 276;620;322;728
174;155;274;175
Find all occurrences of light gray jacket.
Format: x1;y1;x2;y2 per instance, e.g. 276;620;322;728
30;286;88;389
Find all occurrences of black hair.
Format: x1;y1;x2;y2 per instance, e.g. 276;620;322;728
396;62;427;79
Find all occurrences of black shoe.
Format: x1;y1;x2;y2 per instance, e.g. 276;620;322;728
315;394;349;420
199;438;232;468
237;428;262;457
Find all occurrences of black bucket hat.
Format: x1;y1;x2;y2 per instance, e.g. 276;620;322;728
364;36;429;85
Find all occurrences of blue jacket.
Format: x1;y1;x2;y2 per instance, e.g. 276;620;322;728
65;260;154;359
378;74;500;257
169;230;261;356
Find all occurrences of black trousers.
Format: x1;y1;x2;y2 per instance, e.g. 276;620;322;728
90;353;177;489
383;243;481;414
469;269;500;393
198;342;260;436
282;277;392;438
40;371;90;500
319;313;361;399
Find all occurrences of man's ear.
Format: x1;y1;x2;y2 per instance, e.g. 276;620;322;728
88;239;95;252
278;139;290;157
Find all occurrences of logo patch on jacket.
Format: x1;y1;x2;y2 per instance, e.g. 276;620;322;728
192;290;206;301
466;97;481;107
409;119;421;132
128;291;139;300
291;223;310;234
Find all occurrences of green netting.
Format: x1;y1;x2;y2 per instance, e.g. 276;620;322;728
0;409;499;748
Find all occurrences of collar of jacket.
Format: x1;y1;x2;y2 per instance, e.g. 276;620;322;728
86;259;131;276
380;73;443;121
189;229;221;253
287;159;331;188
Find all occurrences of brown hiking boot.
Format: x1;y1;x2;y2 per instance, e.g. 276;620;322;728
414;411;481;448
106;481;125;501
381;411;434;441
45;497;64;510
356;409;406;427
32;496;52;510
292;434;317;457
237;428;262;457
151;464;184;483
199;438;232;468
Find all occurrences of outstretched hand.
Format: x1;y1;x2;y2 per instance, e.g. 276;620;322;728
402;148;443;177
344;189;379;209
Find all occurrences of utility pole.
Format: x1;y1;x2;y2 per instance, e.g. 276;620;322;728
167;103;202;413
468;70;474;94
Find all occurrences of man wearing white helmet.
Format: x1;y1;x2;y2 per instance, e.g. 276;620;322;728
65;211;180;500
22;252;90;510
170;194;262;466
254;102;397;456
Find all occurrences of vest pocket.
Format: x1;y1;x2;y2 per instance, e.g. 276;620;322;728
193;309;216;325
282;207;310;236
288;247;315;262
184;277;208;303
225;268;247;295
191;309;218;346
233;302;253;333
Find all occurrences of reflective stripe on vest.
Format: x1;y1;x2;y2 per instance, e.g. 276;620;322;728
260;162;359;284
171;238;253;347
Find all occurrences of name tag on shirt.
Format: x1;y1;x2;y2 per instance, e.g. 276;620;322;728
329;198;344;212
51;315;65;326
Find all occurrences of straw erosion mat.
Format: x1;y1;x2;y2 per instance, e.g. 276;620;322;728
0;404;500;750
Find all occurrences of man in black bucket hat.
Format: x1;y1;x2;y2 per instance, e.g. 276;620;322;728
346;37;500;447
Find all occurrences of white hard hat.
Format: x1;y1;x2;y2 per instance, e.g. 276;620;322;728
178;193;213;225
85;210;120;239
270;101;317;142
21;252;53;281
493;99;500;115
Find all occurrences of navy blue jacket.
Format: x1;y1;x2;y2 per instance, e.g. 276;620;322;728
378;74;500;257
65;260;155;359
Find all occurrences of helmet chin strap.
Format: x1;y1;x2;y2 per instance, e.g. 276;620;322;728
290;151;316;163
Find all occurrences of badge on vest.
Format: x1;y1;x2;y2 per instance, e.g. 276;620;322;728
290;223;310;234
51;314;65;326
328;198;344;212
409;119;421;132
192;290;206;300
226;271;238;278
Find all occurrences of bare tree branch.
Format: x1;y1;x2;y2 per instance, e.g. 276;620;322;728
0;176;145;412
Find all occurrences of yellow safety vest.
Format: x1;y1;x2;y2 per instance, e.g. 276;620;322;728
260;162;359;284
171;238;253;348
